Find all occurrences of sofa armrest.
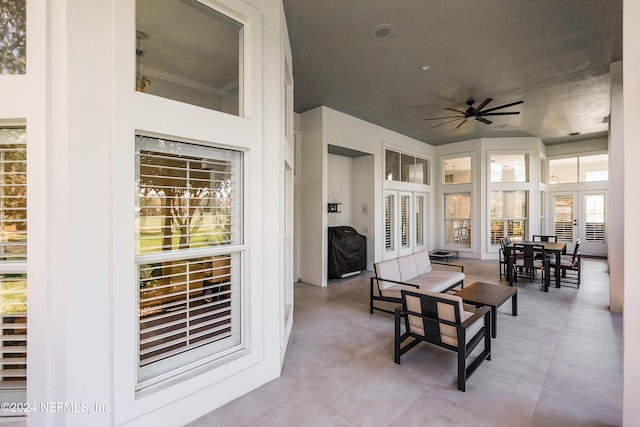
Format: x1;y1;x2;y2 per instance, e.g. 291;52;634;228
431;261;464;273
371;276;419;289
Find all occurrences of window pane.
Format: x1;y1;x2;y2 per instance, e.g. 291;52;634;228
138;253;240;383
400;194;410;248
0;274;27;390
584;194;606;243
549;158;577;184
400;154;414;183
415;195;424;246
414;157;429;185
136;136;241;255
384;194;394;252
0;128;27;260
0;0;26;74
136;0;243;115
580;154;608;182
490;154;528;182
554;195;573;241
490;190;528;243
443;156;471;185
444;193;471;247
385;150;399;181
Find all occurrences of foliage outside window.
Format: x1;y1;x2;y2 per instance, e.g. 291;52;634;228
549;154;608;184
490;190;528;244
0;0;26;74
0;127;27;393
385;149;429;185
136;0;243;115
443;156;471;185
490;154;528;183
135;135;243;387
444;193;471;247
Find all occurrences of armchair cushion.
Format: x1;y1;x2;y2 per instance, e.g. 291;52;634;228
398;254;419;282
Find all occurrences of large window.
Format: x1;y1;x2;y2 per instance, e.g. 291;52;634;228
385;149;429;185
490;154;529;183
0;0;26;74
0;127;27;398
444;193;471;247
135;135;243;387
490;190;528;244
136;0;243;115
549;154;609;184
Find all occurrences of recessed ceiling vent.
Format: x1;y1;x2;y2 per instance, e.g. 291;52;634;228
370;24;397;41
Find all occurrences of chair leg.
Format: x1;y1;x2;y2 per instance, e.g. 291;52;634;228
457;344;466;392
394;309;402;364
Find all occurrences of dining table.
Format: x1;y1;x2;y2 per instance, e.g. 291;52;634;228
506;240;567;291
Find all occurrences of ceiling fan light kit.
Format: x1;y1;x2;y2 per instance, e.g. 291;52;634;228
425;97;524;129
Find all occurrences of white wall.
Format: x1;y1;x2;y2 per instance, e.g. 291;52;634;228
353;155;376;271
608;62;623;314
623;0;640;423
327;154;353;227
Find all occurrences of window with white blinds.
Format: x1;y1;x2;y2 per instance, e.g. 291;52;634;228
384;194;394;252
553;195;573;241
400;195;410;248
490;190;527;244
444;193;471;247
135;135;243;387
415;195;424;246
584;194;606;243
0;128;27;394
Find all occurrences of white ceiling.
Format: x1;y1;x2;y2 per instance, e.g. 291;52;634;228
282;0;622;146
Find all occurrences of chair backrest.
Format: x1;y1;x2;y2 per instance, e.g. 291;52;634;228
570;239;581;262
513;243;543;268
533;235;557;242
402;289;464;346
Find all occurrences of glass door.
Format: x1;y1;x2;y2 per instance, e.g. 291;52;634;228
551;191;607;256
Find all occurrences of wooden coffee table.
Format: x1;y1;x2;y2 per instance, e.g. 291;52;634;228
455;281;517;338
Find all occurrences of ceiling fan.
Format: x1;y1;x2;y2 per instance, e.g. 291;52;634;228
425;98;524;129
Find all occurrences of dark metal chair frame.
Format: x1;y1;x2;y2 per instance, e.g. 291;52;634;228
532;235;558;242
551;239;581;288
394;290;491;391
509;244;551;291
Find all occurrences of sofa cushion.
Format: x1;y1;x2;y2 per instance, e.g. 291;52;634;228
413;250;432;275
398;254;418;282
405;270;464;292
374;259;401;290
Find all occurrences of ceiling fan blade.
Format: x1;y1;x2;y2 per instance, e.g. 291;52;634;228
445;108;467;114
474;98;493;112
480;100;523;114
424;115;465;121
430;117;465;128
455;119;469;129
476;117;493;125
479;111;521;116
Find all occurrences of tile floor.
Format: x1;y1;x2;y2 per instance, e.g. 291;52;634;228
190;257;622;427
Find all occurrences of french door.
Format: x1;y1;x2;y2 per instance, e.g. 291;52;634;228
384;190;427;259
551;191;607;256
